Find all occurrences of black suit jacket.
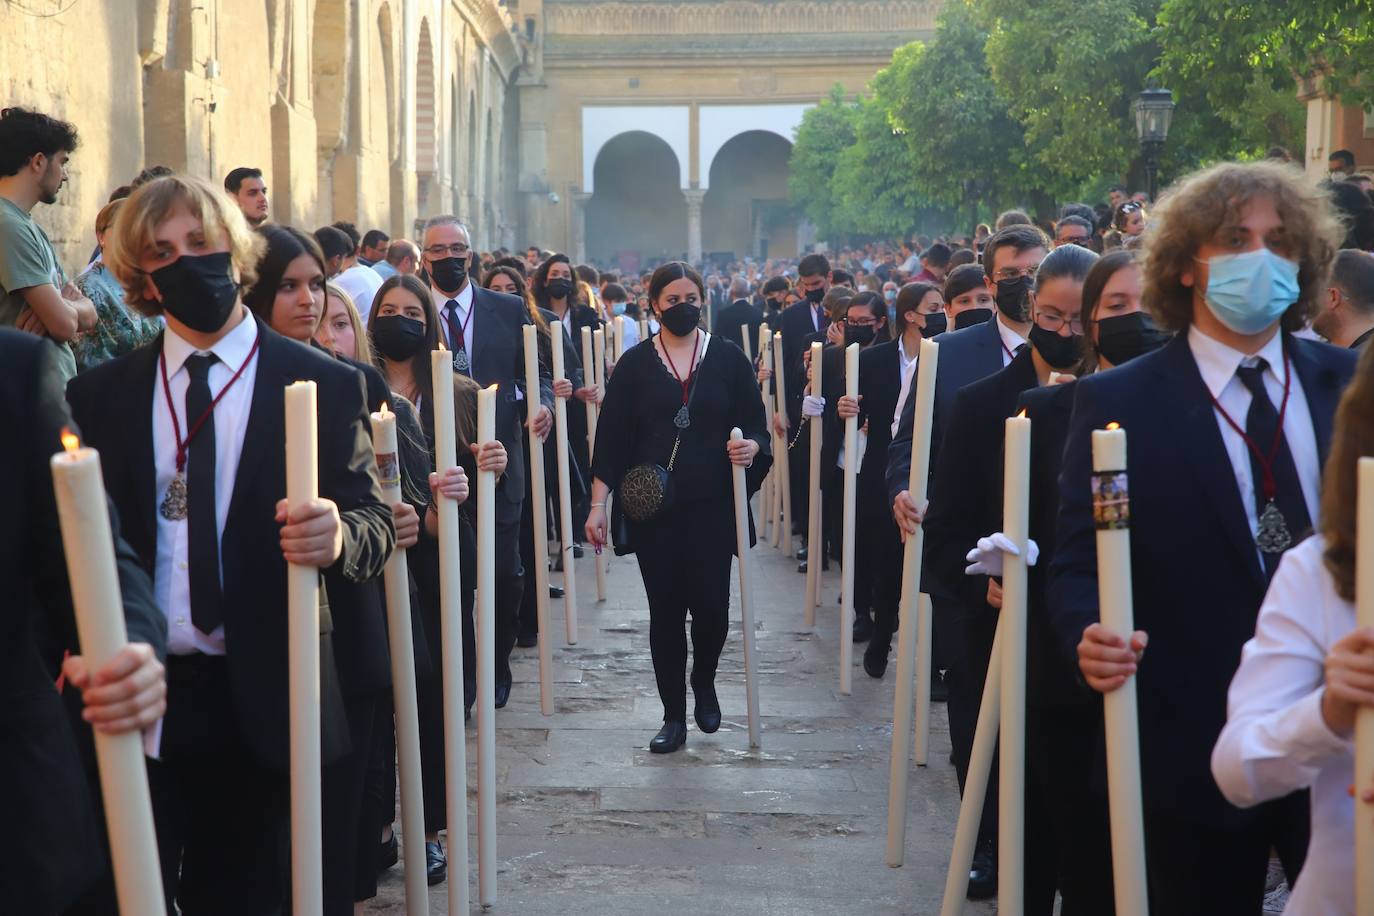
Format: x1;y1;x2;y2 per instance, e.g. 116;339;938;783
1047;332;1356;824
66;317;394;769
780;300;827;424
854;341;905;520
0;331;165;914
716;299;765;356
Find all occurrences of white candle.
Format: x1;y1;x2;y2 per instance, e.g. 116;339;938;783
368;406;429;915
885;336;939;866
592;327;609;602
1091;425;1150;915
773;331;791;555
840;342;859;695
614;315;626;361
550;325;579;644
741;326;754;362
284;380;323;916
1355;457;1374;912
523;326;555;715
476;383;498;907
729;428;763;748
429;350;471;916
581;326;598;468
804;341;824;628
998;412;1031;915
758;331;775;545
50;436;167;916
638;316;649;341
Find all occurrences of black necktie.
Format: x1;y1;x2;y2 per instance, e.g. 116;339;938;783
185;353;224;634
445;299;466;353
1236;359;1309;578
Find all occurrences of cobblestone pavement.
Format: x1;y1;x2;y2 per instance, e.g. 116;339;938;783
366;527;998;915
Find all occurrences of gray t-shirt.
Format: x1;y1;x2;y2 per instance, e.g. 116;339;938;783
0;196;77;380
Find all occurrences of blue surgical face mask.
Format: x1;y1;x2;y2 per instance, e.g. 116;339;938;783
1200;247;1300;335
884;289;897;303
611;302;626;316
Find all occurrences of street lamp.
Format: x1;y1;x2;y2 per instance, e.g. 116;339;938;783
1133;86;1175;202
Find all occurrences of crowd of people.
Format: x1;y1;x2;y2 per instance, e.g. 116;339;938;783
5;94;1374;916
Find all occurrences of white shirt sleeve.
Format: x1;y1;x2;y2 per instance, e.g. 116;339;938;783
1211;541;1352;808
891;358;917;439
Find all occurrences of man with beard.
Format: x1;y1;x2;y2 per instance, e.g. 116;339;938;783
0;107;96;382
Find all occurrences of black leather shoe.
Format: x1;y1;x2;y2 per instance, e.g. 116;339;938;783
548;584;564;599
649;721;687;753
378;829;398;871
693;683;721;734
572;544;585;559
797;560;808;574
931;672;949;703
967;839;996;900
495;677;512;709
796;546;808;561
863;641;889;679
516;630;538;648
853;613;874;643
426;840;447;885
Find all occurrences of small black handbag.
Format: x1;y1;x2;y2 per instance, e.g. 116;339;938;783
616;337;704;522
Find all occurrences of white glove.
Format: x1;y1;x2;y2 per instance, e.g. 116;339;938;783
802;394;826;417
964;532;1040;577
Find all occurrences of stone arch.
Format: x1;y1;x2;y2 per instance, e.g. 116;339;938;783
702;130;797;260
697;103;810;190
373;3;398;162
312;0;351;158
484;107;495;234
450;72;462;212
586;131;687;266
581;107;690;193
467;89;479;203
416;17;437;214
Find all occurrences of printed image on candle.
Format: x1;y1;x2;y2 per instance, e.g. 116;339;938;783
375;452;399;489
1091;471;1130;530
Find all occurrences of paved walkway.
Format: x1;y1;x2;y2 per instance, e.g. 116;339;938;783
368;525;996;915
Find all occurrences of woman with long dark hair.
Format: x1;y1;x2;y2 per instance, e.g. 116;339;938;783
584;262;771;753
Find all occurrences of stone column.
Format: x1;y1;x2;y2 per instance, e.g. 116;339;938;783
684;188;706;266
572;192;591;265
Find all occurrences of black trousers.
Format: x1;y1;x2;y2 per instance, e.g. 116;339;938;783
416;585;475;833
147;655;288;916
321;692;378;910
490;515;526;687
787;422;811;540
945;602;998;851
1143;792;1308;915
633;499;734;723
855;510;903;641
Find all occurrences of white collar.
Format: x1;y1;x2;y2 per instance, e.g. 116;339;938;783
162;306;259;376
431;281;474;314
1188;323;1287;400
995;312;1026;352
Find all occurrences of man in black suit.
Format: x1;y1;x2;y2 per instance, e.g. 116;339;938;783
1050;160;1353;914
67;174;394;915
422;215;553;709
0;330;167;915
886;224;1048;900
715;276;764;354
776;253;833;552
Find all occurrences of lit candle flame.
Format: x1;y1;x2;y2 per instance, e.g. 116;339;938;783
380;400;391;417
1017;409;1027;419
61;428;80;453
1106;421;1120;431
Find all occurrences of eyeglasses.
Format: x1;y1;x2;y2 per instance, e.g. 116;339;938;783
994;265;1040;282
424;243;471;258
1036;313;1084;335
845;317;878;328
1057;236;1092;247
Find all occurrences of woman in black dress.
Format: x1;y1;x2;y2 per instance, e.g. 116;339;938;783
585;262;772;753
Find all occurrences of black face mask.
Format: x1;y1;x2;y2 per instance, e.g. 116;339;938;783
546;278;574;300
371;315;427;361
1095;312;1168;366
953;307;993;330
995;276;1033;321
1028;324;1083;371
845;324;876;347
919;311;948;337
429;256;468;293
151;251;240;333
804;287;826;305
657;302;701;337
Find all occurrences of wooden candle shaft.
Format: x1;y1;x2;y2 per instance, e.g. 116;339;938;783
1356;457;1374;913
840;343;858;695
1092;428;1149;916
551;326;579;644
523;327;555;714
477;386;498;906
804;342;824;626
582;327;598;465
592;329;608;601
51;449;167;916
285;382;323;916
429;350;471;916
729;428;763;748
998;416;1031;916
774;332;792;557
885;337;939;866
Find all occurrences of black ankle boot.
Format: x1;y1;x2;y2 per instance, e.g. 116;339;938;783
693;680;722;734
650;721;687;753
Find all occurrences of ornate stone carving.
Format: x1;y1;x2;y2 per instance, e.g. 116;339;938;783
544;0;939;36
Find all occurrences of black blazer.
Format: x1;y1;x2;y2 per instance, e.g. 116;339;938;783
887;314;1008;503
854;340;905;520
553;301;602;375
1047;332;1356;824
716;299;765;356
780;300;827;424
66;317;395;770
0;332;165;914
923;348;1039;609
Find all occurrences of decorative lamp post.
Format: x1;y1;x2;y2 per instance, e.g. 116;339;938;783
1133;86;1175;202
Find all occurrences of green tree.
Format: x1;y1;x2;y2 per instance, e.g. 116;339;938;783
788;86;859;240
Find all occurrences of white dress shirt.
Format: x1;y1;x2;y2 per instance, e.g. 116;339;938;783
1211;535;1355;916
334;263;384;324
618;313;640;350
892;338;919;439
430;280;476;362
152;311;259;656
995;313;1027;367
1188;325;1321;557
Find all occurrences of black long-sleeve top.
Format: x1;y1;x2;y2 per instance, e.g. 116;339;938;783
592;333;772;547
